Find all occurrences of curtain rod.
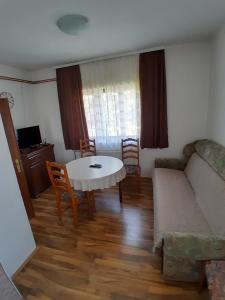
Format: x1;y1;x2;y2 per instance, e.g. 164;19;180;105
53;45;164;70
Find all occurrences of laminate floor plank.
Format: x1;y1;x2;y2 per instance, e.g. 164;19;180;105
14;178;209;300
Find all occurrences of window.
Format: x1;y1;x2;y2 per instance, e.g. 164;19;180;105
81;55;140;150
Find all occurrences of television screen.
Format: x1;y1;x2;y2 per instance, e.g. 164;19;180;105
17;126;42;149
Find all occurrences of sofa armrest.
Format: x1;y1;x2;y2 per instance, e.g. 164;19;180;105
155;158;186;171
162;232;225;282
164;232;225;260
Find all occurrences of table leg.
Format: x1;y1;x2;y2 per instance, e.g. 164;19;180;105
91;191;96;212
119;181;123;203
86;192;94;219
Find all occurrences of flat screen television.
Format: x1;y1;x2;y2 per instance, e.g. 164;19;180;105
17;125;42;149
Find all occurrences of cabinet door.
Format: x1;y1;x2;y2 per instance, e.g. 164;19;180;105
41;160;51;190
29;161;46;197
41;147;55;162
21;145;55;198
41;147;55;189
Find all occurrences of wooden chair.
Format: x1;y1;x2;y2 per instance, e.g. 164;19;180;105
121;138;141;178
80;138;96;157
46;161;93;226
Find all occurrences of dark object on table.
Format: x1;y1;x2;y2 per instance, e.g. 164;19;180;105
89;164;102;168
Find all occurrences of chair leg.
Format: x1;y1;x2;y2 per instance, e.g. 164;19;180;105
55;191;63;224
119;181;123;203
138;172;141;187
70;196;78;226
136;167;141;191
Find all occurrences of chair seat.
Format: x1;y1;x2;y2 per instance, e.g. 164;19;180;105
125;164;140;175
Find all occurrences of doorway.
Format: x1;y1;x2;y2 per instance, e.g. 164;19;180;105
0;99;34;219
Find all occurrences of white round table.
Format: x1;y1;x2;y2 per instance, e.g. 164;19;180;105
66;156;126;202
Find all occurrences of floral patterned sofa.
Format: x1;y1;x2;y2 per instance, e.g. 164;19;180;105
206;260;225;299
153;139;225;282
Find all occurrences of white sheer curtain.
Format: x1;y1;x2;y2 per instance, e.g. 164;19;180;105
80;55;140;150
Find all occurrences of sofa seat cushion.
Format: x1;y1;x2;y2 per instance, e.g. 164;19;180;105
153;168;212;249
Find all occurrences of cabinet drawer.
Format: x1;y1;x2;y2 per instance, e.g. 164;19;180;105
27;153;42;166
29;161;46;196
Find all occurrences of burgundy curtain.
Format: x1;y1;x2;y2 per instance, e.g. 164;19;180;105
139;50;168;149
56;65;88;150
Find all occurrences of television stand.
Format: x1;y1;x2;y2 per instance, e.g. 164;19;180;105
20;144;55;198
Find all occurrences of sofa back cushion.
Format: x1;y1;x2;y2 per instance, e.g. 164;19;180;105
185;153;225;235
195;140;225;181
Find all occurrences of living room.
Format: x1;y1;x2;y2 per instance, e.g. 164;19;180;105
0;1;225;299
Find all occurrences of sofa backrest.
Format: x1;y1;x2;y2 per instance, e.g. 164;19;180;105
195;140;225;181
185;153;225;235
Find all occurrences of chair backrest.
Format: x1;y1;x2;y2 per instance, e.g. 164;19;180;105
121;138;140;165
46;161;73;194
80;138;96;157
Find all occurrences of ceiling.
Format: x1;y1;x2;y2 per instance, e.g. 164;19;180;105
0;0;225;70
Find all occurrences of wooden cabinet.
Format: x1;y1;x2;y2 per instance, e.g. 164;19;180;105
21;144;55;198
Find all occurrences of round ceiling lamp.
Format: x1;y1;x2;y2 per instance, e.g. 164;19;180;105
57;14;89;35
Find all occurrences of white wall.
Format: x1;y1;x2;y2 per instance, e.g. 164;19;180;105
207;25;225;146
28;80;76;163
0;65;36;277
0;115;36;277
141;42;211;175
0;64;31;129
26;42;211;176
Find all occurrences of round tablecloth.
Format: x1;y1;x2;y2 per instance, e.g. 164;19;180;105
66;156;126;191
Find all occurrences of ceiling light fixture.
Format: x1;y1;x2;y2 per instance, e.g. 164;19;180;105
57;14;89;36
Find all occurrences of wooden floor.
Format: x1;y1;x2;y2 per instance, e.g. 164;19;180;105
14;178;209;300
